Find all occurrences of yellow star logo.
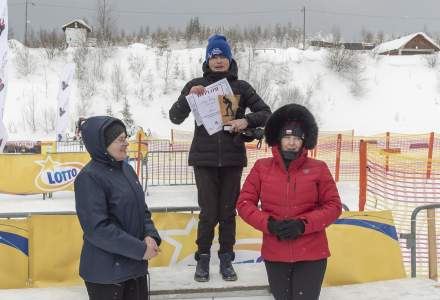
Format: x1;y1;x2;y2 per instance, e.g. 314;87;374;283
165;217;199;263
149;213;199;267
35;155;60;173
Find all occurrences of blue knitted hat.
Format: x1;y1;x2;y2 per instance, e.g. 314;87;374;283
205;34;232;63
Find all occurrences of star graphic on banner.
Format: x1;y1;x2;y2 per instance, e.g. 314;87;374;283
35;156;60;173
161;216;199;264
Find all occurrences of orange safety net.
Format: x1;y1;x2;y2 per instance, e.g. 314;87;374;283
362;143;440;277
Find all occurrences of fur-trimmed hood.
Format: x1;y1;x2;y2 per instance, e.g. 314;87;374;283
264;104;318;149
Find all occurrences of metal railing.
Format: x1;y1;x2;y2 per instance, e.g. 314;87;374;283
145;150;195;186
0;207;202;219
400;204;440;278
55;140;86;153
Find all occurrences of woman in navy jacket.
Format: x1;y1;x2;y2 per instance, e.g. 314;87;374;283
75;116;161;300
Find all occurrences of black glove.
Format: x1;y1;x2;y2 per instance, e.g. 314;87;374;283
267;217;284;235
277;219;305;240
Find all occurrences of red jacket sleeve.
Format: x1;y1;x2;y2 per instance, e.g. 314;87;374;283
236;160;272;234
299;162;342;235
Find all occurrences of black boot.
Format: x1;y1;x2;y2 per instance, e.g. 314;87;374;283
219;252;238;281
194;253;210;282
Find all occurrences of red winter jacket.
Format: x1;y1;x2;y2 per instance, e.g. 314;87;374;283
236;146;342;262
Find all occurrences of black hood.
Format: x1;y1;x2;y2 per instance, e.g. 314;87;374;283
80;116;127;164
202;59;239;82
264;104;318;150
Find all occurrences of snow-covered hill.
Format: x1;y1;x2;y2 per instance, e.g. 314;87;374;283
4;40;440;140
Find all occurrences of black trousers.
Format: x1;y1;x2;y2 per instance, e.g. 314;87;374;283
193;166;243;255
265;259;327;300
85;275;148;300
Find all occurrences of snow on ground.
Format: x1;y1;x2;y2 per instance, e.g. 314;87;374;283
0;182;359;215
4;41;440;142
0;264;439;299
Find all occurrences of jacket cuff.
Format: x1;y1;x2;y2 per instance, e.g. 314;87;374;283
137;241;147;261
244;114;254;128
145;234;162;247
298;217;311;234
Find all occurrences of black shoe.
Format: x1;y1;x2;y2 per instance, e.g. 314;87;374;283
219;252;238;281
194;253;210;282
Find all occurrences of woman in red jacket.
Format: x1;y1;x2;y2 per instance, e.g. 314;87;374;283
236;104;342;300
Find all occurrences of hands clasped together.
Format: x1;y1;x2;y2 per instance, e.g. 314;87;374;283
143;236;160;260
268;217;305;240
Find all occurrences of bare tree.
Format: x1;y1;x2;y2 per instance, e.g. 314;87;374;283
77;93;92;117
249;68;275;108
375;31;385;44
39;28;65;59
153;29;170;55
41;107;56;133
90;48;106;81
128;53;146;80
120;97;134;127
361;28;374;43
23;94;38;132
331;26;341;44
73;46;89;81
325;46;360;73
277;85;305;108
163;50;172;94
106;103;113;116
110;63;127;102
96;0;116;44
423;53;439;68
15;46;35;77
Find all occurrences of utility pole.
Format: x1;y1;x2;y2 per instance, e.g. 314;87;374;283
103;0;106;41
302;6;306;50
24;0;28;47
24;0;35;47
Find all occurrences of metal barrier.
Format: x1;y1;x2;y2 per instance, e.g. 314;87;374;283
400;204;440;278
55;140;86;153
0;207;202;219
145;150;195;186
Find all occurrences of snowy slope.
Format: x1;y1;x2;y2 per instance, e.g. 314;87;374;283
3;41;440;141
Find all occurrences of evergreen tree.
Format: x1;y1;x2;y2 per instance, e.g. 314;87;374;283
121;97;134;127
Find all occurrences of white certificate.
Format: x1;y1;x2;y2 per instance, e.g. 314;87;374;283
185;78;234;135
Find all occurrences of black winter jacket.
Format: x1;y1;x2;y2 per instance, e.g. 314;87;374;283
74;116;161;284
169;60;271;167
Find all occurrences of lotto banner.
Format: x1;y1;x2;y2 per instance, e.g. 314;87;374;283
324;210;406;285
0;218;29;289
0;211;406;288
0;152;90;194
23;213;261;287
149;212;262;267
29;215;83;287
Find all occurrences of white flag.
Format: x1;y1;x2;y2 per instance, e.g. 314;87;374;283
0;120;7;152
55;63;75;141
0;0;8;151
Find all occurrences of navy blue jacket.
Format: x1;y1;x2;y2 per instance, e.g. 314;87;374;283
74;116;161;284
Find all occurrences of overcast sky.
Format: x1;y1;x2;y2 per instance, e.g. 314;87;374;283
7;0;440;42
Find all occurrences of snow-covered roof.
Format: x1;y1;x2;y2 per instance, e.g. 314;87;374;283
373;32;440;54
61;19;92;32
